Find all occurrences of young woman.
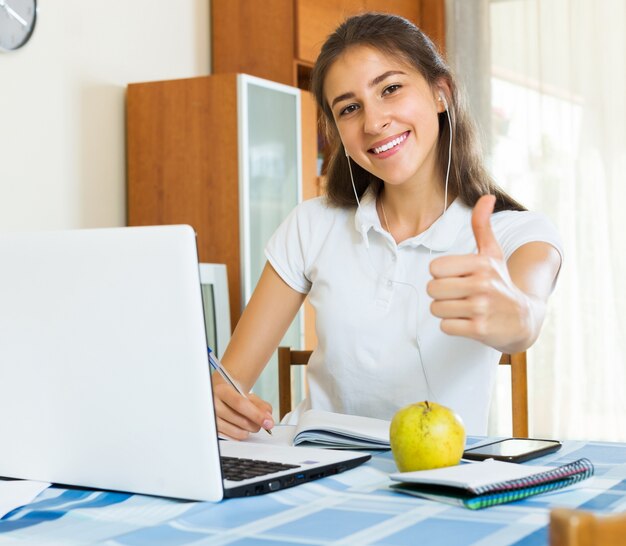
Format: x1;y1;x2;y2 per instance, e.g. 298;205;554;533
212;13;562;439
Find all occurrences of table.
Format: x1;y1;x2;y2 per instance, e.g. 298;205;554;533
1;436;625;545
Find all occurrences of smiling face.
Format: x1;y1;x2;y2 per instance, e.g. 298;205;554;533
324;45;446;191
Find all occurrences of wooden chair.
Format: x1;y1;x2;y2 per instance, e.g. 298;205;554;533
278;347;529;437
550;508;626;546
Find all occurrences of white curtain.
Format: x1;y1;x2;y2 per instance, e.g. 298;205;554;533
447;0;626;441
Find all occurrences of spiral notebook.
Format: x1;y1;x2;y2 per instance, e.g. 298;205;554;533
389;458;594;509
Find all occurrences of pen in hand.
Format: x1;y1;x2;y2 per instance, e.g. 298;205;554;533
207;348;273;435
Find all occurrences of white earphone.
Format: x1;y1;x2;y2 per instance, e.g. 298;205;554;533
439;91;449;111
439;90;452;215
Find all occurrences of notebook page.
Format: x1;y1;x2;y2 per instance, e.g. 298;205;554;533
294;410;390;444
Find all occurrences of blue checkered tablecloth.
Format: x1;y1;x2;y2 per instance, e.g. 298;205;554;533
1;437;625;545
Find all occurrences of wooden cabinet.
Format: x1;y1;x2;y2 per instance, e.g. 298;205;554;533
127;74;317;331
211;2;296;88
212;0;446;89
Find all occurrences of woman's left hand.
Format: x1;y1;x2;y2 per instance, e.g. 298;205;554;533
426;195;535;353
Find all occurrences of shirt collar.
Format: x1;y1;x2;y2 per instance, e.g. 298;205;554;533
354;186;472;251
353;186;383;246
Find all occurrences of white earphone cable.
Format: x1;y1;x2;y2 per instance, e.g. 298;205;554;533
443;96;452;216
344;94;452;403
346;149;361;208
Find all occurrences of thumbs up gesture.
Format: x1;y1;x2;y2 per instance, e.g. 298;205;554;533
427;195;531;352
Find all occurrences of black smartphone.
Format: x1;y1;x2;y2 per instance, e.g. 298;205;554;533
462;438;562;463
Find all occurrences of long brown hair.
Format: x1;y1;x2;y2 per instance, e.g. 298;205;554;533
310;12;524;212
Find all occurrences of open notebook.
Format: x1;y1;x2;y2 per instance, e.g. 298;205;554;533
291;410;391;450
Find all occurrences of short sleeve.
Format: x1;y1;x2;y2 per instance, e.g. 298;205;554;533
493;210;564;263
264;202;313;294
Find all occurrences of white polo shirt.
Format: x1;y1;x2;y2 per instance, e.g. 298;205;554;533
265;189;563;434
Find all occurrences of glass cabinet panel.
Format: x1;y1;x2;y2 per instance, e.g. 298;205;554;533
238;75;304;413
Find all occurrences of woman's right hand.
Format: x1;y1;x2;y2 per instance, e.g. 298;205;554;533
211;375;275;440
210;261;304;440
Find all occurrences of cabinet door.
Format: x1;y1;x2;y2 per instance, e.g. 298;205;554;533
211;0;295;86
364;0;420;24
296;0;364;65
295;0;422;65
238;75;304;410
127;75;243;329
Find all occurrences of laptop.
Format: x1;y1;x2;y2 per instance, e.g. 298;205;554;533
0;225;370;501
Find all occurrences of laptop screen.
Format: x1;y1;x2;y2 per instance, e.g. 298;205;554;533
0;225;225;501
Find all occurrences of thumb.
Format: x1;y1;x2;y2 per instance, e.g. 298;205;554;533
471;195;501;257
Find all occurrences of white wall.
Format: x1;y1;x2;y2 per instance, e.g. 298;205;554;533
0;0;210;232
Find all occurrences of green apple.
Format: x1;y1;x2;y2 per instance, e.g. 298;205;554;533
389;401;466;472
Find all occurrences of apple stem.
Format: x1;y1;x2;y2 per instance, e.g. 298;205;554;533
425;400;430;409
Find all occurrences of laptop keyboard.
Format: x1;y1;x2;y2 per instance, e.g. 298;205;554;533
221;456;301;481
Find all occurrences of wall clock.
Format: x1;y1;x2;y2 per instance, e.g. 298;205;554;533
0;0;36;52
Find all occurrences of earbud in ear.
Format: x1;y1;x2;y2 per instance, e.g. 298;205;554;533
439;91;448;111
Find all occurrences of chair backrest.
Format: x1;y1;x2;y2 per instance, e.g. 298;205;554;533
278;347;529;437
550;508;626;546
